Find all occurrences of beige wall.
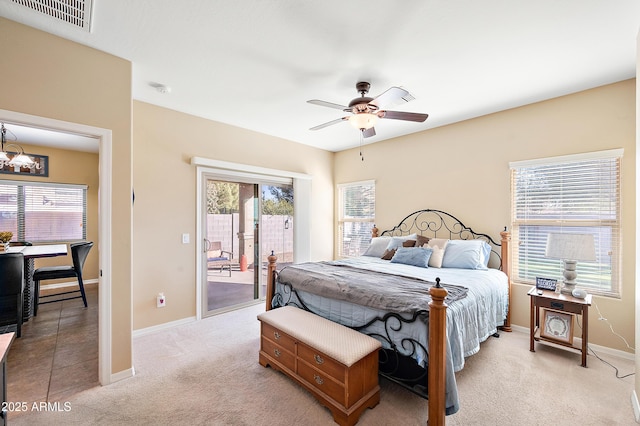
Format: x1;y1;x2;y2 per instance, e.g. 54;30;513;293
335;79;636;353
0;143;99;280
0;18;133;374
132;101;334;330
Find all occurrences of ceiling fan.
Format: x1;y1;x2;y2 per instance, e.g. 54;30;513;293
307;82;429;138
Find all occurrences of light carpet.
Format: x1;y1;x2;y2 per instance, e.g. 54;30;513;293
9;303;636;425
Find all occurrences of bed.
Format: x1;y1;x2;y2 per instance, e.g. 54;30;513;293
264;209;511;422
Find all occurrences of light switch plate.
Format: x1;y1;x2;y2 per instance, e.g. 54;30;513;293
182;233;189;244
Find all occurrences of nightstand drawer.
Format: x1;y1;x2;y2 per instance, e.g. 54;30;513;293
535;297;583;314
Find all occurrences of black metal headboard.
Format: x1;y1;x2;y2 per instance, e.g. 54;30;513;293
380;209;503;269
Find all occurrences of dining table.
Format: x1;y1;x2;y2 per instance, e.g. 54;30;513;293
3;244;68;321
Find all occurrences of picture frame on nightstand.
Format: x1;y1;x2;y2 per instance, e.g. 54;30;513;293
536;277;558;291
541;309;574;345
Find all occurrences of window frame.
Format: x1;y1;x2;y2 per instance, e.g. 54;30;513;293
509;149;622;298
337;180;375;258
0;179;88;243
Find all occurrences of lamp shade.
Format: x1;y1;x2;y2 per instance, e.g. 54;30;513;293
545;233;596;262
349;113;378;130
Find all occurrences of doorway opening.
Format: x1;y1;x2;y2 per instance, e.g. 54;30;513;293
0;109;113;388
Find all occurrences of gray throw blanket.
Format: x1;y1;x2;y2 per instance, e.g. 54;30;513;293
277;260;468;315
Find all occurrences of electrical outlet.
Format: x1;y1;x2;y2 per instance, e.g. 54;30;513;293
157;292;166;308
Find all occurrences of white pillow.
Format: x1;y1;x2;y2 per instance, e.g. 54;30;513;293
428;245;446;268
385;234;418;251
362;236;391;257
427;238;449;268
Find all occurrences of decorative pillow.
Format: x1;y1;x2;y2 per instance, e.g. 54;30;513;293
428;238;449;250
441;240;491;270
384;234;418;251
427;238;449;268
415;234;430;247
403;240;416;247
362;236;391;257
390;247;432;268
428;245;446;268
381;249;396;260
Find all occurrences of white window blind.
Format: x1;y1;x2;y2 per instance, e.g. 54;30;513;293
338;180;375;258
0;180;87;243
510;149;622;297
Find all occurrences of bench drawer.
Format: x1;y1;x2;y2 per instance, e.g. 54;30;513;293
261;322;296;352
297;342;345;383
261;335;296;371
298;359;346;405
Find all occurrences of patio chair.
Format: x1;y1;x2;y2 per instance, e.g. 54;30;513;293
207;241;239;277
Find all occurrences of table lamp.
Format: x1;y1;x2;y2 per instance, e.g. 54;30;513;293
545;233;596;295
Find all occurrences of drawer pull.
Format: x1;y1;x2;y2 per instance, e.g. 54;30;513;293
274;331;281;340
314;374;324;385
314;354;324;365
274;348;281;358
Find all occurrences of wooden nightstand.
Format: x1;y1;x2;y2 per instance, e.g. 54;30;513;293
528;287;592;367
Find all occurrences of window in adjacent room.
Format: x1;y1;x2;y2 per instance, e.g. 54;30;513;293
510;149;622;297
0;180;87;243
337;180;375;258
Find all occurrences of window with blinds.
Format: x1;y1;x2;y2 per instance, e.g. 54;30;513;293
510;149;622;297
0;180;87;243
338;180;375;258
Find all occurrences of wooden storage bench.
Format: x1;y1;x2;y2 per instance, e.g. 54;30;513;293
258;306;382;426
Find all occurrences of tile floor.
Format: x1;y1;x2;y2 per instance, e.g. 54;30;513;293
4;285;99;408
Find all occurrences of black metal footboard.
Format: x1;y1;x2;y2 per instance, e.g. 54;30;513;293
271;278;431;399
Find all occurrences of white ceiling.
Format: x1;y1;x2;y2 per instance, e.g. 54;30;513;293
1;1;639;153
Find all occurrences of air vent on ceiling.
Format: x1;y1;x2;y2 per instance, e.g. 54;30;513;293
11;0;93;32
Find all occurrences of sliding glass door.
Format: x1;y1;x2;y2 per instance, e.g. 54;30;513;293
202;175;293;316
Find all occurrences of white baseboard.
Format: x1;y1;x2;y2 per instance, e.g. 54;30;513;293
632;391;640;423
40;279;98;290
110;367;135;384
132;316;197;338
510;324;635;361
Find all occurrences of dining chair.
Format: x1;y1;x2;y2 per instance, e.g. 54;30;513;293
0;253;24;337
32;241;93;316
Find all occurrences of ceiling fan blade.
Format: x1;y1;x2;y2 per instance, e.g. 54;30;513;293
369;87;414;109
379;110;429;122
309;117;348;131
362;127;376;138
307;99;349;111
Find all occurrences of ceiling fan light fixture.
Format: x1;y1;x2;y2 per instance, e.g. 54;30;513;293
349;113;378;130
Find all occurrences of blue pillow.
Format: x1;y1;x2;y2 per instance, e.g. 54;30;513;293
441;240;491;270
390;247;432;268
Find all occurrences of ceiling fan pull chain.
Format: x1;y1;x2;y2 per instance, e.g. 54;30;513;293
359;130;365;162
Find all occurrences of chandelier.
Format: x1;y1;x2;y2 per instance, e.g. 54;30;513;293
0;123;36;168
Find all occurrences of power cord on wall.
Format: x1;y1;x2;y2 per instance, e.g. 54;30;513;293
575;301;635;380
